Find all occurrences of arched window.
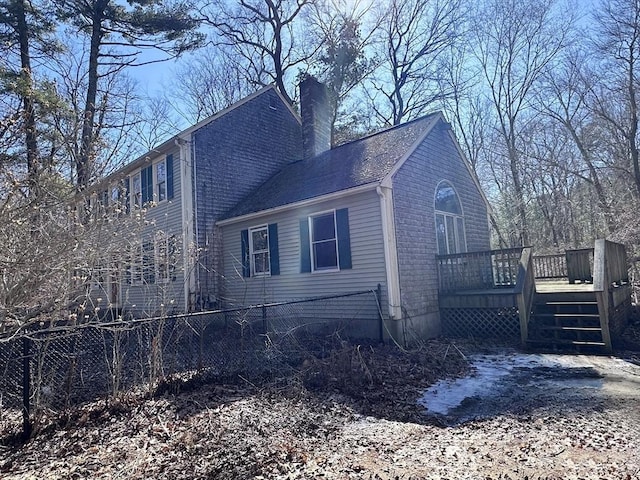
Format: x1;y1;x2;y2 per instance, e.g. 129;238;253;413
435;181;466;255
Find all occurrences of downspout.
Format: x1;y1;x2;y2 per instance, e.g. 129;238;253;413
376;184;402;320
176;137;197;312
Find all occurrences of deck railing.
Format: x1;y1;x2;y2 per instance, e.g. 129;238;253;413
437;247;524;294
532;248;594;283
594;239;629;352
566;248;594;283
533;254;567;279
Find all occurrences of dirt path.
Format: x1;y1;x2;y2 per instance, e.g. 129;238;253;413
1;344;639;479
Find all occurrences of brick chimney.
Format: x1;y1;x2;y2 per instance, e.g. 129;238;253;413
300;75;331;159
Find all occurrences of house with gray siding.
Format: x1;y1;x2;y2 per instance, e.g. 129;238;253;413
217;77;491;339
84;85;301;318
85;76;490;339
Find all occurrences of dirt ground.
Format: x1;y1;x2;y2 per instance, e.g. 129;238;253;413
1;340;639;480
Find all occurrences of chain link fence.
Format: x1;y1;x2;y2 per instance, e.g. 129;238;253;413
0;289;382;438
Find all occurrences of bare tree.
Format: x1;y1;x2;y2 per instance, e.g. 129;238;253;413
200;0;318;105
170;47;252;123
368;0;466;126
590;0;640;198
55;0;202;191
471;0;573;246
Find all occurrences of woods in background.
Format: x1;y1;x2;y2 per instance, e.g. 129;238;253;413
1;0;640;329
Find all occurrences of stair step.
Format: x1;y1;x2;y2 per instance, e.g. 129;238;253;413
534;313;600;319
538;301;598;306
537;326;602;332
527;339;607;347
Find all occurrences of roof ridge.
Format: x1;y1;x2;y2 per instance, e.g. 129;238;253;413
331;111;441;151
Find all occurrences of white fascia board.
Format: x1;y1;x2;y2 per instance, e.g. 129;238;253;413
380;113;442;188
216;183;379;227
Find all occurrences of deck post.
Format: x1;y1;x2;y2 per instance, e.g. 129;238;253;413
515;247;535;346
593;239;613;352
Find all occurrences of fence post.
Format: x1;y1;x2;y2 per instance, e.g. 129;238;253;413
376;284;384;344
22;335;32;439
262;305;267;333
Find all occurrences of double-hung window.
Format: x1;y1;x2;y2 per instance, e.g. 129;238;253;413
300;208;352;273
250;226;270;275
127;244;143;285
155;233;178;283
310;212;338;271
132;172;142;209
156;160;167;202
241;224;279;278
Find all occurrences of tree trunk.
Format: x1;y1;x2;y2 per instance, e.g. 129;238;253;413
77;0;107;192
12;0;39;200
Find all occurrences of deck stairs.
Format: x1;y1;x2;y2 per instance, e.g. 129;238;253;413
527;291;607;353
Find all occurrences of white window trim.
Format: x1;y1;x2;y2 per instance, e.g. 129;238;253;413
434;181;467;255
129;244;144;286
249;225;270;277
131;171;142;210
155;233;178;284
309;209;340;273
155;158;168;203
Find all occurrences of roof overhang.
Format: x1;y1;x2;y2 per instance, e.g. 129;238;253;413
216;182;379;227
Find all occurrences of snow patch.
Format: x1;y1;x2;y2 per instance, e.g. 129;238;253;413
418;353;604;416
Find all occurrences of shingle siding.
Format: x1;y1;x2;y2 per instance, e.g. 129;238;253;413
392;124;490;338
191;89;302;308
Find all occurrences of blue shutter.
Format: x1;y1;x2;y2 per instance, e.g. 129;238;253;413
268;223;279;275
336;208;352;269
166;154;174;200
241;229;250;278
141;165;153;204
124;177;130;214
300;218;311;273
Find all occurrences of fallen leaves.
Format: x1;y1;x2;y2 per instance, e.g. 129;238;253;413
0;340;639;479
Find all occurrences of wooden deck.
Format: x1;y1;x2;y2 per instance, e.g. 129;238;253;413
437;241;631;352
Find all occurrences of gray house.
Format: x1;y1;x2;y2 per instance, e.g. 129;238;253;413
216;78;490;338
88;76;490;338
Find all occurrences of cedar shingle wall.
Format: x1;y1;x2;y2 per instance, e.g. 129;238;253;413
392;122;490;338
191;90;302;307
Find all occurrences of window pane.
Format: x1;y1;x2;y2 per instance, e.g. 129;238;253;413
446;216;457;254
435;182;462;214
252;229;268;251
253;252;270;274
143;242;155;283
133;174;142;208
436;214;447;255
314;240;338;269
456;217;466;253
157;162;167;201
312;214;335;242
157;162;166;182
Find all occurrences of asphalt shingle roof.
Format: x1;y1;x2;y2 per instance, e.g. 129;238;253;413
223;113;440;219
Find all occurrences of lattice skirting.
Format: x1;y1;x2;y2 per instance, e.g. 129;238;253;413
611;297;632;337
442;307;520;339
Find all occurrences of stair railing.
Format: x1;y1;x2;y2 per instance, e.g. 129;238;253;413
514;247;536;345
593;239;628;352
